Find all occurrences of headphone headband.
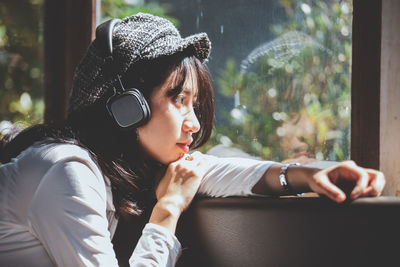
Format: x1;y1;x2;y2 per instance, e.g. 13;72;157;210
96;19;122;57
96;18;151;130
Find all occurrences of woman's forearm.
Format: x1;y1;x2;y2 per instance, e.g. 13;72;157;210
252;164;321;195
148;199;182;234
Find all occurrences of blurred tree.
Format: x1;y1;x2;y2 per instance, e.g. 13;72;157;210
209;0;352;162
101;0;177;26
0;0;44;138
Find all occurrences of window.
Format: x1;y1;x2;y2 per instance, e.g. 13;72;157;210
2;1;396;189
101;0;352;162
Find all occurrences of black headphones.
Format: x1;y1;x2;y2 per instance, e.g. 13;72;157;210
96;19;151;129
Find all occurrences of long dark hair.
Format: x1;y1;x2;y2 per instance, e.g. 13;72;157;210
0;53;215;217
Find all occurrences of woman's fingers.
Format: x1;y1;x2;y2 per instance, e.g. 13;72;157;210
333;162;381;199
174;151;206;178
312;171;346;202
339;161;370;200
361;169;385;197
311;161;386;202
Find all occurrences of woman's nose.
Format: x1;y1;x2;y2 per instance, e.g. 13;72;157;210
183;110;200;133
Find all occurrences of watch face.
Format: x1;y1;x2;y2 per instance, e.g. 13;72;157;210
110;93;144;128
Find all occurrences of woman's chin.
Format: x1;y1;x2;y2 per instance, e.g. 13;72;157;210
167;154;183;164
155;153;183;165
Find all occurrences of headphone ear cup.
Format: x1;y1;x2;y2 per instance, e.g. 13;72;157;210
132;88;151;125
106;89;151;129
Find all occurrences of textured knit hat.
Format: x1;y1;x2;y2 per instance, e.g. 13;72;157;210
68;12;211;115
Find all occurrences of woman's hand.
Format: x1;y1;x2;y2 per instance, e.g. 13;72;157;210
155;151;206;211
149;152;206;233
309;160;385;203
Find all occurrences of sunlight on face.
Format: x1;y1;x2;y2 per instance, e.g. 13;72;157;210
137;64;201;164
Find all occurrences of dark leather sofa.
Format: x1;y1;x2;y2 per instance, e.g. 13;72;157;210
176;196;400;267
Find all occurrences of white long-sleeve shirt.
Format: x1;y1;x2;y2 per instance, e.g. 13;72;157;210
0;142;274;266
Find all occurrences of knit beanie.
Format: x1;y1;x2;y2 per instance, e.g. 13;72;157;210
68;12;211;115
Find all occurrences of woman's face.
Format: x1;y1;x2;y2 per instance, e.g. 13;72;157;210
137;67;200;164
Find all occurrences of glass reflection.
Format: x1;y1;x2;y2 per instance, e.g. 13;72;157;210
101;0;352;162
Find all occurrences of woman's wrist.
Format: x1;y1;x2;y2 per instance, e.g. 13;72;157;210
286;165;321;194
149;198;183;234
253;163;323;196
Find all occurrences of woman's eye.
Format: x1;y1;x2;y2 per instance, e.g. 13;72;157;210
174;95;185;105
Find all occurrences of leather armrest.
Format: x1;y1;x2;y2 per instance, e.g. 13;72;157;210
176;196;400;267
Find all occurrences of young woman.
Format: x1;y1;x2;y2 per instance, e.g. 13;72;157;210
0;13;385;267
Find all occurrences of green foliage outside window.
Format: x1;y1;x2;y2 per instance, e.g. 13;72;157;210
101;0;178;26
0;0;44;138
206;0;352;162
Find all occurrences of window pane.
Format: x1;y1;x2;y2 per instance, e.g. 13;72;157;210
101;0;352;162
0;0;44;137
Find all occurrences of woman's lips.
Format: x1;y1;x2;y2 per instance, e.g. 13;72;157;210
177;143;190;153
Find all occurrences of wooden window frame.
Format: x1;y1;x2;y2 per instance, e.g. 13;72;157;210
351;0;381;170
44;0;97;123
351;0;400;195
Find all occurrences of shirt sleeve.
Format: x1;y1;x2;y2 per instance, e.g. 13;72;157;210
198;152;277;197
129;223;181;267
28;159;181;267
